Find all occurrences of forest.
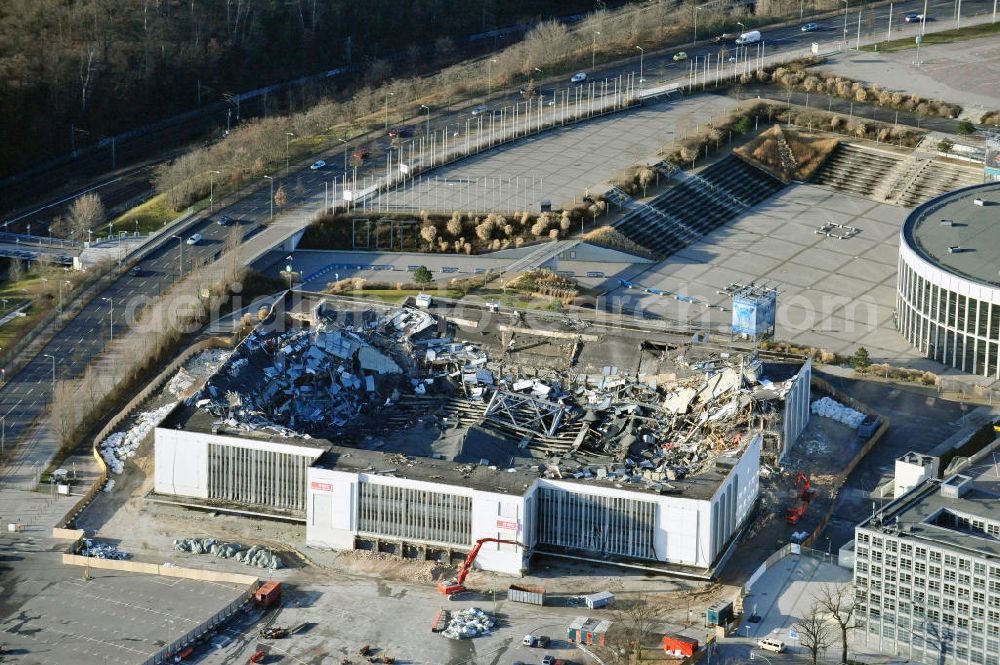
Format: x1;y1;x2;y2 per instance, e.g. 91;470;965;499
0;0;598;178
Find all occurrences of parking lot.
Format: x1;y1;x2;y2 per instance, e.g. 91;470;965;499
376;93;737;213
0;567;248;664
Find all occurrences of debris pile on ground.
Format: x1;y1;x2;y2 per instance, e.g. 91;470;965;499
811;396;865;428
169;349;231;397
442;607;495;639
173;538;283;569
79;538;129;559
99;403;177;474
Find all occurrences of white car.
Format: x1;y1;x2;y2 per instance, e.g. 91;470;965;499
186;233;202;245
570;71;587;83
310;160;326;170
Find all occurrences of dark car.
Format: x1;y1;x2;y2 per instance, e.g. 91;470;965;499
216;215;232;226
388;127;410;139
352;147;370;160
713;32;737;43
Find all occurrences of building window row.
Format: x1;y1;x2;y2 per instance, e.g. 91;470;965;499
897;258;1000;377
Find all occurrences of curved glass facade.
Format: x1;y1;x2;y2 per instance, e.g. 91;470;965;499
896;255;1000;378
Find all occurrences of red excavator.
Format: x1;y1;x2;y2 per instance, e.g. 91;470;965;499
437;537;522;595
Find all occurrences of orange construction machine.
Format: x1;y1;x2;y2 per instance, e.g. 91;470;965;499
437;538;522;595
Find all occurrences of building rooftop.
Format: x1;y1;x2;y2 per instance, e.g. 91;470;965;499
860;440;1000;559
903;182;1000;288
164;292;801;502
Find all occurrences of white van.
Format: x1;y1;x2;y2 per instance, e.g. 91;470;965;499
758;638;786;653
735;30;762;45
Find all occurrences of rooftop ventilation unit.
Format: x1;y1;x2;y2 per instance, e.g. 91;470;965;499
941;474;973;498
941;219;954;226
948;245;962;254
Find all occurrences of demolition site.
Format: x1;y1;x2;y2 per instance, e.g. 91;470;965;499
153;292;813;576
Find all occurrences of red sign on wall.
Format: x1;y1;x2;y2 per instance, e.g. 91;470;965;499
311;481;333;492
496;519;519;532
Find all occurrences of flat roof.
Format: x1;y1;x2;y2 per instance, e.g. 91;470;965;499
860;441;1000;559
903;182;1000;288
311;435;750;501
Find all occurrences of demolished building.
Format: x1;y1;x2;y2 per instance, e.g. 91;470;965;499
154;293;811;575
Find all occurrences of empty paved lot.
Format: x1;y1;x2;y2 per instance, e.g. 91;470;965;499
603;183;933;367
1;568;247;665
378;93;739;213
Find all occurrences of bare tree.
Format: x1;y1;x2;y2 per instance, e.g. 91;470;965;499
816;583;855;665
794;601;834;665
8;258;24;283
67;193;105;241
608;595;660;664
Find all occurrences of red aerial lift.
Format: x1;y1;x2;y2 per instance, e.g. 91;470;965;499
796;471;816;501
437;537;522;595
786;471;817;524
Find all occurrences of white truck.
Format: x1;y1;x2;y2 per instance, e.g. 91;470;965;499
735;30;762;44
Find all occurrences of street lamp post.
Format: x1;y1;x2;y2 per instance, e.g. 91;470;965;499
263;175;274;221
58;280;70;313
338;138;348;174
421;104;431;140
285;255;294;290
101;297;113;343
487;58;497;101
592;31;601;69
384;92;394;132
210;170;221;212
43;354;56;388
285;132;294;175
694;6;702;45
636;46;645;86
172;234;184;276
842;0;850;48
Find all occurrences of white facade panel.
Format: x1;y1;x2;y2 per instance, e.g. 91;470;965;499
154;428;209;499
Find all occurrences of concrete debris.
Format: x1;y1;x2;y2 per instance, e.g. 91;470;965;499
168;348;231;397
99;403;177;475
811;396;865;428
79;538;129;560
173;538;283;569
181;302;800;496
442;607;496;639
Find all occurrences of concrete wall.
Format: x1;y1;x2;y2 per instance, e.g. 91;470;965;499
306;436;761;571
154;426;325;507
710;433;762;565
781;358;812;462
155;427;210;498
305;466;528;575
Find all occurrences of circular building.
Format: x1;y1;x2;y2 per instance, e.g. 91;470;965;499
898;181;1000;377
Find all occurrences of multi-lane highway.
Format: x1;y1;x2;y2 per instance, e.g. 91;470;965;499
0;0;994;482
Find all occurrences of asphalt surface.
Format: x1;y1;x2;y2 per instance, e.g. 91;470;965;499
0;0;993;482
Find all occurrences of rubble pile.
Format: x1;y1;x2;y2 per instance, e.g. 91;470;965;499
811;396;865;429
173;538;283;569
79;539;129;560
442;607;495;639
169;349;231;397
188;307;434;440
99;403;177;474
183;303;801;493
